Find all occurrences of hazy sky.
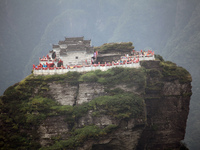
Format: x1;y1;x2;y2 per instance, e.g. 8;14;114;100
0;1;200;149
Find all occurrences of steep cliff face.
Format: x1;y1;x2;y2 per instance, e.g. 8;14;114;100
37;78;145;150
0;57;191;150
137;60;192;149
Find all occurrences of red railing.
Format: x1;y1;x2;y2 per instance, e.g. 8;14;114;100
33;60;141;70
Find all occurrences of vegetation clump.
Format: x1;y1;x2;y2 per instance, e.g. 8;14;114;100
149;54;191;84
32;71;80;85
160;61;192;83
88;93;144;119
155;54;164;61
79;67;146;90
39;91;144;149
40;124;118;150
94;42;134;52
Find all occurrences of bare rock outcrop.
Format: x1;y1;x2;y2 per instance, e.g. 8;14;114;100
0;59;191;150
36;61;191;150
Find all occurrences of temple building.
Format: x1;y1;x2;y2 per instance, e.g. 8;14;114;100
49;37;94;66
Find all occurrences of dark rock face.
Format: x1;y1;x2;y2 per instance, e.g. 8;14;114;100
38;116;69;146
137;61;192;150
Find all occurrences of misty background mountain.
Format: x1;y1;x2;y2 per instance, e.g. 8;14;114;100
0;0;199;149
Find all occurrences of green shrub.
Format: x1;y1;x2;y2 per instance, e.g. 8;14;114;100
155;54;164;61
95;68;115;77
73;103;90;118
28;96;58;112
79;71;98;82
88;93;144;119
105;88;125;95
160;61;192;83
147;68;162;78
32;71;80;85
94;42;134;52
26;113;46;125
105;67;144;86
40;124;118;150
50;105;73;114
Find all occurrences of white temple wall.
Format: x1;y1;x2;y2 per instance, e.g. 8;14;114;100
59;44;67;49
61;51;92;66
53;47;60;51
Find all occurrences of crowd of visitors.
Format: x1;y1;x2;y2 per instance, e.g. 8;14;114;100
33;54;63;70
33;49;154;70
